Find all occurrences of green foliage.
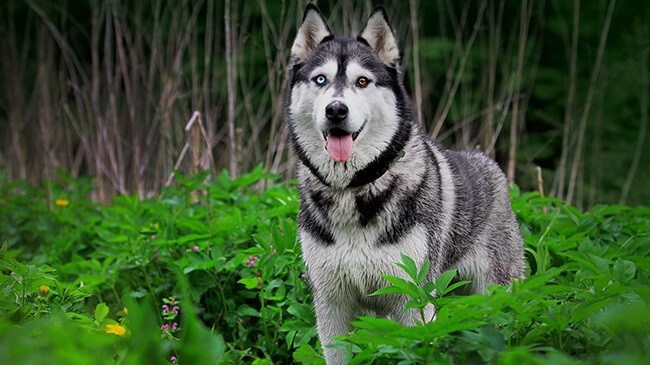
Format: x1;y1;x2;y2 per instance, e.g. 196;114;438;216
1;167;306;363
335;189;650;364
0;170;649;364
371;256;470;325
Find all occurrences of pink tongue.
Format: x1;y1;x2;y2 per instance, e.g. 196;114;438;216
326;134;354;162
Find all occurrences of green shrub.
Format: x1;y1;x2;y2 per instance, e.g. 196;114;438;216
0;170;648;364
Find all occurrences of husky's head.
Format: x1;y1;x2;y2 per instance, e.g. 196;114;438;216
286;5;413;189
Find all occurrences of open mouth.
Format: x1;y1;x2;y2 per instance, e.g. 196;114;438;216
321;128;361;141
322;122;365;163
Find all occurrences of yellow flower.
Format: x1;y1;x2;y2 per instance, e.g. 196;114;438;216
39;285;50;295
55;199;69;207
105;324;126;336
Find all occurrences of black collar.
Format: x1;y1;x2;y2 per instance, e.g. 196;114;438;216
346;149;405;188
346;121;411;188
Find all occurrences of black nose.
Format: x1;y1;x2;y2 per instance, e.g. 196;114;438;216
325;101;348;123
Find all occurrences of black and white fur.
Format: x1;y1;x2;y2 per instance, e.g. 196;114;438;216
285;5;525;364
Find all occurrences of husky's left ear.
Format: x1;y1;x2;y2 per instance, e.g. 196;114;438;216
358;7;399;65
291;4;333;60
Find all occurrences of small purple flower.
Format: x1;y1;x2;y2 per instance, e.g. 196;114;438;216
192;245;199;252
246;256;259;267
161;324;170;331
172;322;178;330
170;355;177;364
172;306;180;313
151;234;157;240
162;304;169;313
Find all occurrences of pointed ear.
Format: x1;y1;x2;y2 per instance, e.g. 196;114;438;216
358;7;399;65
291;4;333;59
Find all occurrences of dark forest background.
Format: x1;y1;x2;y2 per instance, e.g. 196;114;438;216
0;0;648;207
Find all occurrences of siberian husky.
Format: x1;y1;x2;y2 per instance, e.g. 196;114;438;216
285;5;525;363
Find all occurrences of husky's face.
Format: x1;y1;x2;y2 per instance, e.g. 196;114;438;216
286;5;410;188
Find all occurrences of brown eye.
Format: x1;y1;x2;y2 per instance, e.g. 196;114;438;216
356;76;370;88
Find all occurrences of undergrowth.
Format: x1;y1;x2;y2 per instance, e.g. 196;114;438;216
0;168;648;364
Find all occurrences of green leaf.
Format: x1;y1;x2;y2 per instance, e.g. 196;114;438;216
434;269;457;294
237;305;261;317
561;205;583;225
293;344;325;365
523;267;563;289
439;280;471;296
422;281;436;293
399;254;418;280
129;289;147;298
287;303;315;321
380;275;419;296
404;298;423;311
238;277;261;290
380;274;413;289
370;286;408;296
416;260;430;284
94;303;109;323
613;259;636;283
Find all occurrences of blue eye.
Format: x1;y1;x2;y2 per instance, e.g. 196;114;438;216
313;75;327;86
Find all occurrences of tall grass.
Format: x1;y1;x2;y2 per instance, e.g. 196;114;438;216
0;0;647;205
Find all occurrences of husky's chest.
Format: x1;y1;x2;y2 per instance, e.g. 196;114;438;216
299;190;430;298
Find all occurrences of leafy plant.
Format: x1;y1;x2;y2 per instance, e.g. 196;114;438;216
0;171;648;364
371;254;470;324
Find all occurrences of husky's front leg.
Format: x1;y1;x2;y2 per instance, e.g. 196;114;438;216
313;293;357;364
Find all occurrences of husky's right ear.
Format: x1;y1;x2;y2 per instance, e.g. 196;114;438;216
291;4;333;59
